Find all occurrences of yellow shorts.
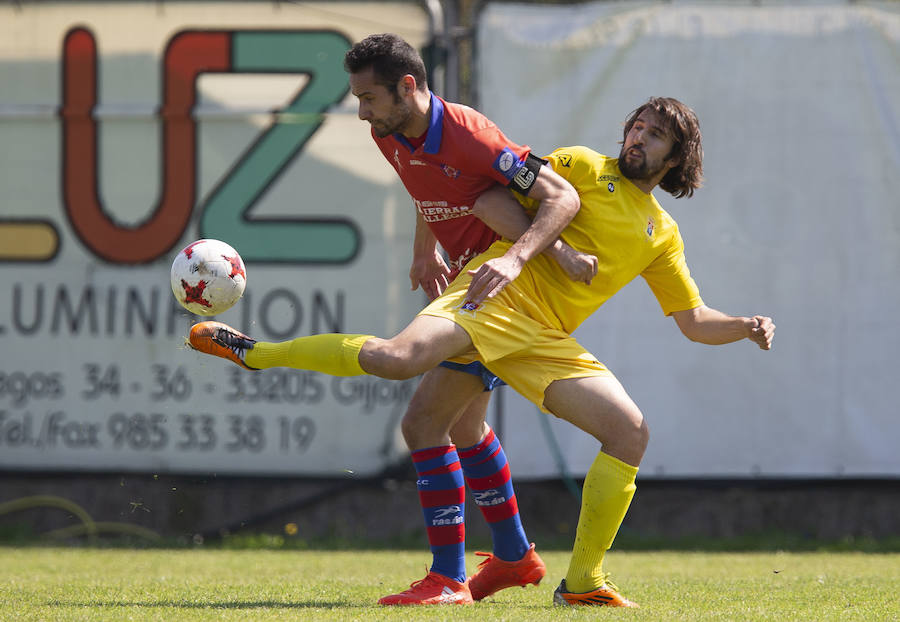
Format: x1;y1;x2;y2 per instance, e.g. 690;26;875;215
419;276;611;413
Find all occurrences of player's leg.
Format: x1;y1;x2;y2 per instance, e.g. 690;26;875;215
400;365;487;449
187;314;472;379
382;363;544;604
379;366;485;605
543;374;646;607
483;333;644;608
445;378;545;600
544;374;648;466
435;371;529;566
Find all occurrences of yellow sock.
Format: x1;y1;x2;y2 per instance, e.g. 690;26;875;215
245;334;373;376
565;450;638;593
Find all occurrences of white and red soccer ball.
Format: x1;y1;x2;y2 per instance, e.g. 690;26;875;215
170;239;246;316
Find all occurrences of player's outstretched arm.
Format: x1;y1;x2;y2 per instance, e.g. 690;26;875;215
466;166;580;303
671;305;775;350
471;186;598;284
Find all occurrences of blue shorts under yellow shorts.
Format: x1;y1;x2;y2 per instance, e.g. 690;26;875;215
438;360;506;391
419;280;611;413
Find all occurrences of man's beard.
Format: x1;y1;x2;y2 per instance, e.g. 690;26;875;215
371;99;412;138
618;145;652;180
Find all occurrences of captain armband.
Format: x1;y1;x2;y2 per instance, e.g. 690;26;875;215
506;153;547;196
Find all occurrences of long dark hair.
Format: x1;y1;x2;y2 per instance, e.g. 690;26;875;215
343;33;428;94
623;97;704;198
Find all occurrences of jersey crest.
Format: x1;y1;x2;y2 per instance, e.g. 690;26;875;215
492;147;519;179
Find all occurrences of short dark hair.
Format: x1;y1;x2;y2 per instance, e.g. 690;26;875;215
623;97;704;198
343;33;428;93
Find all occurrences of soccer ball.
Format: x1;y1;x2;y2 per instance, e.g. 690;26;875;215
170;239;246;316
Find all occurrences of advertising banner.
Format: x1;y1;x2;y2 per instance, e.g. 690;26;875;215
477;1;900;477
6;1;897;479
0;2;431;476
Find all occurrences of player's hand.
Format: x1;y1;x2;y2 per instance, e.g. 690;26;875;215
555;245;598;285
748;315;775;350
410;252;451;301
465;255;523;305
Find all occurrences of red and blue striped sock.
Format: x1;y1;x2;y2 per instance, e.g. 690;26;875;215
459;428;529;562
412;445;466;583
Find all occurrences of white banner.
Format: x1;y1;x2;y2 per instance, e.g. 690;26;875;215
4;1;898;479
0;2;431;476
477;1;900;477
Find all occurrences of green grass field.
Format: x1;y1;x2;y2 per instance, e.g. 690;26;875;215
1;546;898;621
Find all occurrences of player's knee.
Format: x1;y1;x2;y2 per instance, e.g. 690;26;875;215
635;417;650;455
360;338;426;380
449;416;488;449
400;401;444;449
617;414;648;465
399;409;423;446
608;409;648;465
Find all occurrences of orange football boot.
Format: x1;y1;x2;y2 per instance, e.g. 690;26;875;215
188;321;258;370
378;571;473;606
553;578;639;608
468;543;546;600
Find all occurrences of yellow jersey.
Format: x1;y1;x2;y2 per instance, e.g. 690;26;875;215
464;145;703;335
418;146;703;403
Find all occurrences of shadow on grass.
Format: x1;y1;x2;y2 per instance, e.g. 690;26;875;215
47;599;562;612
48;599;354;610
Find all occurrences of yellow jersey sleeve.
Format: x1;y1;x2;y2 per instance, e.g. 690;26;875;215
640;218;704;315
545;147;599;193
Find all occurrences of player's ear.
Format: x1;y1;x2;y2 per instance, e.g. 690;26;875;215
398;74;416;96
665;139;684;169
665;150;682;170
